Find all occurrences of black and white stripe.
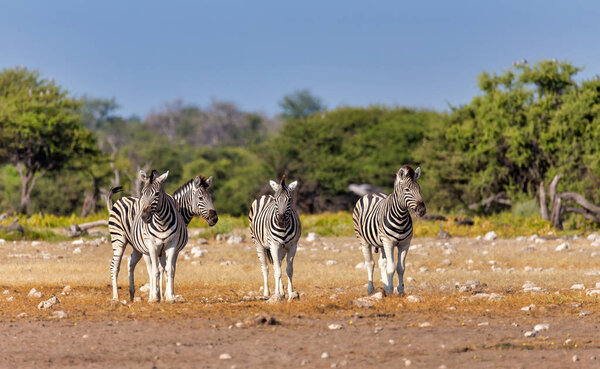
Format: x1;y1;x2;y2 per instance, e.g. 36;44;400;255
107;171;217;302
353;165;426;294
249;175;301;301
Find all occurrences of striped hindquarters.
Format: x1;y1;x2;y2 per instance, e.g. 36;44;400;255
108;196;139;247
352;193;387;247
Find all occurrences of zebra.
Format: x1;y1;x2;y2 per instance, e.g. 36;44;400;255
108;170;216;302
352;165;426;295
249;175;301;302
107;173;217;302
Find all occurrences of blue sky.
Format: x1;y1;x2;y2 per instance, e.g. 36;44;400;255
1;1;599;117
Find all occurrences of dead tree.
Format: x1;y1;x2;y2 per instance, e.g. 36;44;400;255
468;191;512;211
539;174;600;230
65;220;109;237
0;218;24;234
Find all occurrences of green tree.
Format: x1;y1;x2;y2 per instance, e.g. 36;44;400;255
0;67;99;213
278;89;326;119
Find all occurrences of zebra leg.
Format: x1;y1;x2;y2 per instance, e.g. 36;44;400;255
270;244;283;299
286;243;299;300
277;247;286;297
360;241;375;294
163;246;177;302
148;248;160;303
158;254;166;301
382;241;395;294
128;249;143;301
378;249;387;290
110;240;127;301
256;246;270;297
396;245;409;295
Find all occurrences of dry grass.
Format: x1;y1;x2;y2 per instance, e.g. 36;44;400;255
1;233;599;323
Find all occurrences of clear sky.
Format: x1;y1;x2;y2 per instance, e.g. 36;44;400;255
1;1;599;117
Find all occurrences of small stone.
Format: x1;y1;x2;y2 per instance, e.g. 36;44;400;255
524;330;537;337
73;247;82;254
307;233;319;242
484;231;497;241
139;283;150;293
235;322;243;328
326;260;338;266
134;296;142;302
389;339;395;344
406;295;421;303
521;304;535;311
590;355;597;361
477;322;489;326
586;289;600;296
31;241;41;246
51;310;68;319
572;355;579;362
579;311;592;317
355;262;366;269
83;334;89;339
406;277;415;283
419;322;432;328
27;288;42;298
570;284;585;290
555;242;570;251
38;296;60;309
328;323;342;330
219;353;232;360
62;285;72;293
533;323;549;332
403;358;412;367
419;267;429;272
72;239;84;245
301;359;310;366
3;289;9;295
321;352;330;359
6;296;14;301
16;312;27;318
227;235;243;244
197;238;208;245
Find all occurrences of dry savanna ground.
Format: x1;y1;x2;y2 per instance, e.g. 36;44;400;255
1;231;600;368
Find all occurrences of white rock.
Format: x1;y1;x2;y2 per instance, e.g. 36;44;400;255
72;239;84;245
0;238;5;243
3;289;9;295
555;242;570;251
355;262;366;269
515;236;526;242
419;322;431;328
190;246;207;258
197;238;208;245
306;232;319;242
475;235;482;241
31;241;41;246
419;267;429;272
521;304;535;311
227;235;243;244
16;312;27;318
403;358;412;367
51;310;68;319
535;238;545;244
139;283;150;293
219;353;232;360
406;295;421;303
321;352;330;359
587;233;600;241
572;355;579;362
73;247;82;254
328;323;342;330
6;296;14;301
524;330;537;337
325;260;337;266
62;285;72;293
570;284;585;290
586;289;600;296
524;266;533;272
38;296;60;309
484;231;497;241
27;288;42;298
534;323;549;332
406;277;415;283
477;322;489;326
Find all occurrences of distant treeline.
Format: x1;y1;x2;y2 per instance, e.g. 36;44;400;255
1;60;600;222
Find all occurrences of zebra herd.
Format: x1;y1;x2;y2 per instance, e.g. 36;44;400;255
106;165;425;302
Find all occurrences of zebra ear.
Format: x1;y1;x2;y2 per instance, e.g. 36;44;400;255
269;180;279;192
139;170;148;183
193;176;202;189
288;181;298;192
156;170;169;184
206;176;213;188
415;167;421;179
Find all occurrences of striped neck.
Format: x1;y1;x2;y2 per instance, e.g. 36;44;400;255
173;188;194;225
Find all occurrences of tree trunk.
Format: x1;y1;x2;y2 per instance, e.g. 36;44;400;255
81;177;100;217
550;196;563;230
539;181;549;221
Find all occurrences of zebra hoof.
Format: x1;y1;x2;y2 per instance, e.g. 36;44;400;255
396;286;405;295
367;282;374;295
287;291;300;302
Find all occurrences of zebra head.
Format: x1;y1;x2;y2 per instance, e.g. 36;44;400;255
394;165;426;217
139;169;169;223
192;175;218;226
269;174;298;228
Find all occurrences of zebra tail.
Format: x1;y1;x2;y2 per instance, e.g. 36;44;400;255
265;248;273;264
106;186;123;212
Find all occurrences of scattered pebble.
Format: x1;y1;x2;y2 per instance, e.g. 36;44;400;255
3;289;10;295
219;353;232;360
484;231;497;241
521;304;535;311
139;283;150;293
6;296;14;301
16;312;27;318
406;295;421;303
572;355;579;362
355;262;366;269
534;323;549;332
419;322;432;328
226;235;243;244
72;239;84;245
403;358;412;367
570;284;585;290
555;242;570;251
326;260;338;266
51;310;68;319
27;288;42;298
306;233;319;242
73;247;82;254
321;352;330;359
524;330;537;337
38;296;60;309
579;311;592;317
328;324;342;330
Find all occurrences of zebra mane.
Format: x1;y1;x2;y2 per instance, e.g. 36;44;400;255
138;169;161;195
173;175;209;197
401;165;416;178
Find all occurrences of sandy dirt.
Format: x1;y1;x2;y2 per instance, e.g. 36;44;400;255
1;234;600;368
